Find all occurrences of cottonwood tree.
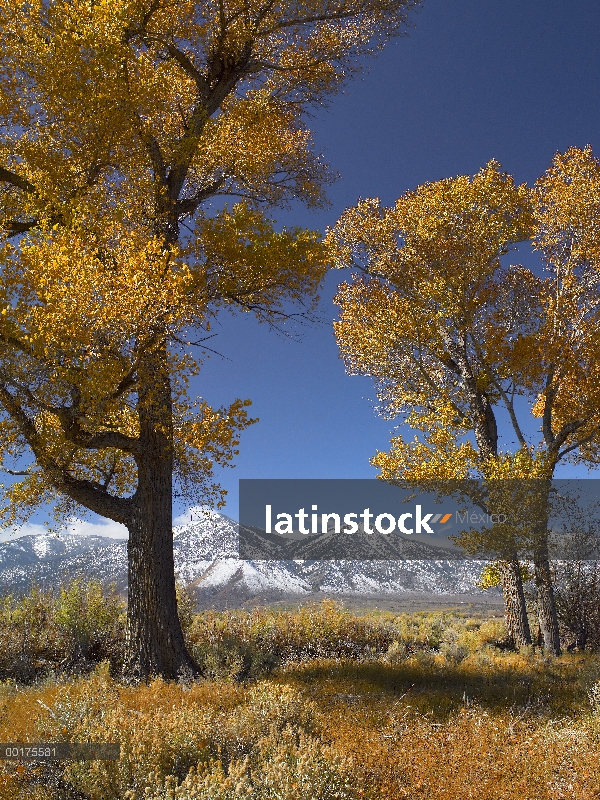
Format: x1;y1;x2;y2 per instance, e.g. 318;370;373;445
0;0;421;679
328;148;600;654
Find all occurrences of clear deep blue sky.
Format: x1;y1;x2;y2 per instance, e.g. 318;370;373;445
190;0;600;521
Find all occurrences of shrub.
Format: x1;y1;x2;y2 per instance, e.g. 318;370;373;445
554;561;600;651
0;585;62;681
186;602;493;679
54;580;125;672
0;589;508;685
133;729;360;800
26;675;322;799
0;580;125;682
1;613;600;800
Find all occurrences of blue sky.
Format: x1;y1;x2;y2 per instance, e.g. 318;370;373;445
193;0;600;521
5;0;600;540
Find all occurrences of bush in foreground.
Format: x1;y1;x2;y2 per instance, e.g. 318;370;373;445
0;580;125;681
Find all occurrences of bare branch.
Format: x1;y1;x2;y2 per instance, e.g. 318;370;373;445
171;332;231;360
1;467;33;476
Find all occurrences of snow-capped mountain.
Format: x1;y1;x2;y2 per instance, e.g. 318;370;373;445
0;532;129;595
0;511;492;603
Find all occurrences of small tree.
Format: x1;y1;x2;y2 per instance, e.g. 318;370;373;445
328;148;600;654
0;0;422;679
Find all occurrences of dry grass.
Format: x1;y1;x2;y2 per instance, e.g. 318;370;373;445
0;601;599;798
283;651;600;799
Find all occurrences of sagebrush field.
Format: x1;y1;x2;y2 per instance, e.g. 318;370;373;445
0;585;599;799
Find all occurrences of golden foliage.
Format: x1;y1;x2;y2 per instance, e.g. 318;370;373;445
0;0;420;525
329;148;600;481
329;162;531;424
371;403;479;482
0;0;419;233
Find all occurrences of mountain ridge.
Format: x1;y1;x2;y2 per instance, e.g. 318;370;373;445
0;512;494;605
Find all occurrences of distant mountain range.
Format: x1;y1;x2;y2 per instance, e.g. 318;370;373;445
0;512;495;605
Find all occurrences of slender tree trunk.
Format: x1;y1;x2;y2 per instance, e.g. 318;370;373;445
445;335;532;650
485;480;531;650
500;558;532;648
123;341;198;681
533;544;561;655
531;480;561;655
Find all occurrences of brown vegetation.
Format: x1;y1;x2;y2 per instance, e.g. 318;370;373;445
0;592;599;798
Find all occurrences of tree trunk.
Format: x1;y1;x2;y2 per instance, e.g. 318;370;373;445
123;341;198;681
530;480;561;655
533;548;561;655
485;480;531;650
500;558;532;648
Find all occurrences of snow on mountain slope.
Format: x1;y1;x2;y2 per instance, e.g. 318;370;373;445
0;511;491;601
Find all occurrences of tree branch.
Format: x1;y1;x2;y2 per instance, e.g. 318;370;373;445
257;3;391;36
162;42;210;96
4;218;39;238
0;166;35;193
101;453;119;490
138;123;168;183
167;43;254;201
551;418;587;454
0;382;133;524
1;467;33;476
542;366;556;446
175;176;227;217
470;335;527;448
53;405;140;454
0;350;141;455
60;471;133;524
557;426;599;460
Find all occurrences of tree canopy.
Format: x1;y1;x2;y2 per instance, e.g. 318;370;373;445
328;147;600;652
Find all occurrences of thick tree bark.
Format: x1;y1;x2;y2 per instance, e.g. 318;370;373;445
122;341;199;681
499;558;532;648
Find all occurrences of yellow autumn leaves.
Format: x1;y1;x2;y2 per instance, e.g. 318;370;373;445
329;147;600;481
0;186;330;525
0;0;413;238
